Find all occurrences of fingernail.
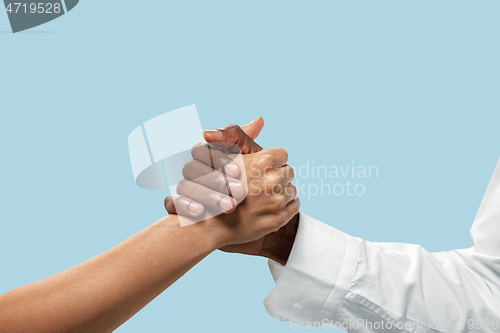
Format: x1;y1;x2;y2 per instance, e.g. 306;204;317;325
220;197;234;212
189;202;204;215
224;162;240;178
203;130;222;138
228;181;243;198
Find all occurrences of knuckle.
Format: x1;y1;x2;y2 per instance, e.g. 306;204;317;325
164;196;171;210
164;195;180;213
213;153;232;169
262;178;276;193
272;183;284;194
270;194;285;207
181;160;196;178
223;123;241;132
208;191;226;206
260;152;274;166
209;172;227;191
279;148;289;162
191;141;208;157
266;172;281;186
292;198;301;213
192;140;206;151
176;179;190;194
286;185;297;197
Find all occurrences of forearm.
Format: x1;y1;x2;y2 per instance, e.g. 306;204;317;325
0;215;223;333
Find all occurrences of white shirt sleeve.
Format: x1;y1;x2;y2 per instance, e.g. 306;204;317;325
470;158;500;257
264;158;500;333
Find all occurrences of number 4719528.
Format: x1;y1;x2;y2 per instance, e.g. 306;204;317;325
5;3;62;14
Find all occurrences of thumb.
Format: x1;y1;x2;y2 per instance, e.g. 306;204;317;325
240;117;264;140
203;122;263;154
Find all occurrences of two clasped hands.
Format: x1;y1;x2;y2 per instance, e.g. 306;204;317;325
165;117;300;265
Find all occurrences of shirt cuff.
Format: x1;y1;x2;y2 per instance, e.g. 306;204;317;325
263;212;359;323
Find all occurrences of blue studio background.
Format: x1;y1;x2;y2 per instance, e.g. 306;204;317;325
1;1;499;332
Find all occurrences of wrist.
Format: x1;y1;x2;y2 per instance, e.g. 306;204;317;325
154;215;225;253
260;213;299;266
190;216;234;250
